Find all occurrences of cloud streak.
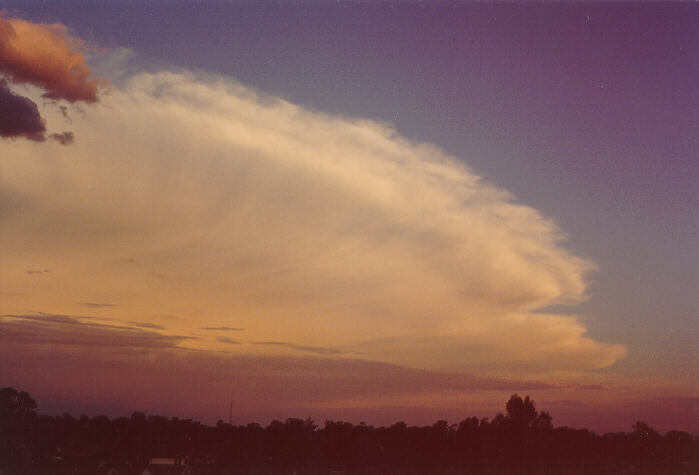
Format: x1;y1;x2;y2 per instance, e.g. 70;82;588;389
1;313;191;348
217;336;240;345
80;302;116;308
128;321;165;330
24;268;51;275
251;341;343;356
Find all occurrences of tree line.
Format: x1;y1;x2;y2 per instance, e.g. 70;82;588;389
1;386;697;474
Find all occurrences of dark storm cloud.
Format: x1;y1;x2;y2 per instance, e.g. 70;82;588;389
0;79;45;141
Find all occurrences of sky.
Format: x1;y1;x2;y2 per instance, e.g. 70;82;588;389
0;2;696;433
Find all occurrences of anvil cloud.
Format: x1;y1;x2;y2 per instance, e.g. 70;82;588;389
0;71;626;379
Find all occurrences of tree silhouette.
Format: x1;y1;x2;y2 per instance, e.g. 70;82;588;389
1;386;697;474
0;387;38;473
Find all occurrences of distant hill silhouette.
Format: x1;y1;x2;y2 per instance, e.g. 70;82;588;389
1;387;697;474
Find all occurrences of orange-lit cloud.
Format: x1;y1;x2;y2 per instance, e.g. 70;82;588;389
0;16;98;102
0;16;99;143
1;71;626;381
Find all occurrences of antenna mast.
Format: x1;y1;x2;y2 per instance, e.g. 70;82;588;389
228;387;233;425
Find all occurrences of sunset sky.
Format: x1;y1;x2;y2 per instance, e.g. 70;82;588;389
0;2;696;433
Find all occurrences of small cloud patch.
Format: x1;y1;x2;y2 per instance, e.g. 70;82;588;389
25;269;50;275
50;131;74;145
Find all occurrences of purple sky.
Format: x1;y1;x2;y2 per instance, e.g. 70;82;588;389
1;2;696;431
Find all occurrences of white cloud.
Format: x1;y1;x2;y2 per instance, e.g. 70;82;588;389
0;71;626;376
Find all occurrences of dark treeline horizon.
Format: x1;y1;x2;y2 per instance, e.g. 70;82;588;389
2;386;697;474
